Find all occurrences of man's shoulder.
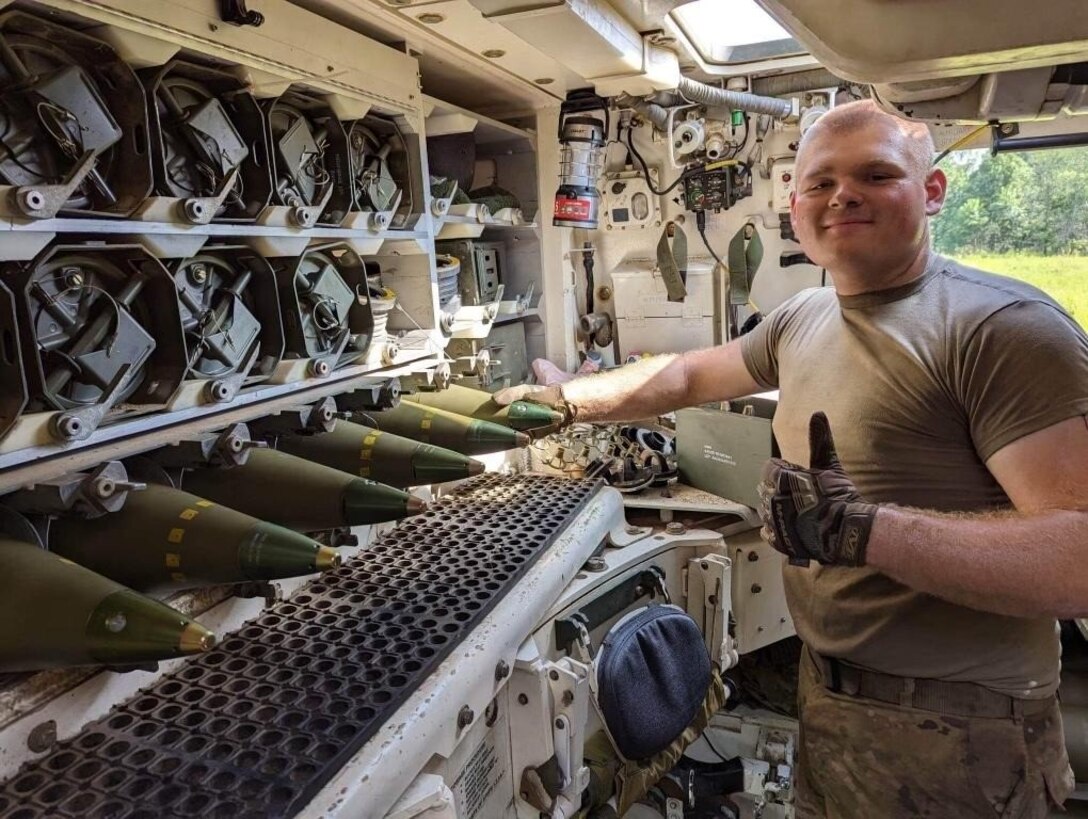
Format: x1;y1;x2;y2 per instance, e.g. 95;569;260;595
934;255;1066;316
775;285;837;316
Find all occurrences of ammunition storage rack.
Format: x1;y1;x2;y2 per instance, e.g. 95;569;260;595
0;1;554;814
0;475;600;818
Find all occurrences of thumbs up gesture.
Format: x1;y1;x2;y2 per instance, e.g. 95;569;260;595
757;412;878;567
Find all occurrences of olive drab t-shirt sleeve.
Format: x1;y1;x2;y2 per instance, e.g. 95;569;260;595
741;289;821;389
956;299;1088;462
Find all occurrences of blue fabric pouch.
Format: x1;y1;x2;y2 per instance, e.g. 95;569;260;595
595;603;712;761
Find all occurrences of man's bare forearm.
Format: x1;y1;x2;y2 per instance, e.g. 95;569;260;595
561;353;689;422
866;506;1088;619
560;342;762;423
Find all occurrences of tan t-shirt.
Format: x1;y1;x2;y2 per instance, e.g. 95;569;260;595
741;253;1088;698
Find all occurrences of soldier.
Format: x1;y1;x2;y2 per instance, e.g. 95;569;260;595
498;99;1087;817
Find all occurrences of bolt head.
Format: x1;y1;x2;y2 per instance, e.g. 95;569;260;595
457;705;474;729
517;693;529;705
53;413;84;441
92;478;116;499
495;660;510;681
208;381;231;402
18;188;45;213
548;669;559;681
184;201;207;223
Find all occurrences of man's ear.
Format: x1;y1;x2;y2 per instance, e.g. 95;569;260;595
924;167;948;216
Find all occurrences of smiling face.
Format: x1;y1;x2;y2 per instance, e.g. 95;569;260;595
790;109;947;292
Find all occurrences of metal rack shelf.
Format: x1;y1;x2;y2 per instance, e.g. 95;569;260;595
0;352;439;494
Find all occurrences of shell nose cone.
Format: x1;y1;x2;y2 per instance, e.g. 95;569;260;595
507;400;565;426
466;458;486;475
315;546;342;571
178;621;217;654
406;494;428;515
342;479;417;524
514;431;531;447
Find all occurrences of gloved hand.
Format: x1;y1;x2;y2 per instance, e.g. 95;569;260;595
493;384;576;426
757;412;877;567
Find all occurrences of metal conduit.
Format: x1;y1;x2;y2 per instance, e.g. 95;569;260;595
677;76;793;119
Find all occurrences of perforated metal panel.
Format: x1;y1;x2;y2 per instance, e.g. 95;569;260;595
0;474;600;819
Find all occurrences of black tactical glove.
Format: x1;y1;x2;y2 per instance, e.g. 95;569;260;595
757;412;878;567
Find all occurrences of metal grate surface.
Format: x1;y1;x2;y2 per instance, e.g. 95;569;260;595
0;474;601;819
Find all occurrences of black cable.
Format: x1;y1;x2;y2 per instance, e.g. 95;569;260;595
700;729;732;763
695;210;725;268
624;125;685;196
728;114;749;160
696;210;740;340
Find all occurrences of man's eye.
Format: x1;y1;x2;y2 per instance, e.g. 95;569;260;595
807;182;830;191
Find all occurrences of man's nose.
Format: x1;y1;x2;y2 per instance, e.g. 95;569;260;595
828;180;863;208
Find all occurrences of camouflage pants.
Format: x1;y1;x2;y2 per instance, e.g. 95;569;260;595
795;646;1076;819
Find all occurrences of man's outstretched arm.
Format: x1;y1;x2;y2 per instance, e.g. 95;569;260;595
495;339;763;423
864;414;1088;619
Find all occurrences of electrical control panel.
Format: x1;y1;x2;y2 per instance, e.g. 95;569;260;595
682;162;752;213
602;169;661;231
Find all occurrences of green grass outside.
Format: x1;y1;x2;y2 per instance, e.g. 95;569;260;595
951;253;1088;326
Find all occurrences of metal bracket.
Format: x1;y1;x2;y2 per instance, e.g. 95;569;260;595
366;189;401;232
291;179;335;228
554;566;666;654
219;0;264;26
5;461;144;518
203;344;260;404
12;150;99;220
337;378;401;413
49;401;112;443
247;398;338;439
180;166;242;224
686;554;737;669
147;422;265;470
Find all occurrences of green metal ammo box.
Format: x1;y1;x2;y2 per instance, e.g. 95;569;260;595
676;393;779;509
